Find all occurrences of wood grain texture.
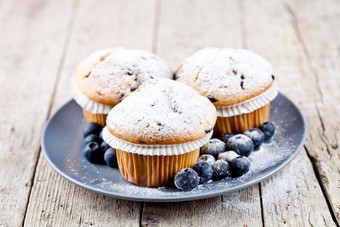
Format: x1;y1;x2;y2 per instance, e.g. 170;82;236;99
24;154;140;227
241;0;337;225
156;0;243;68
0;0;74;226
284;0;340;223
1;0;338;226
23;0;157;226
142;186;262;227
261;151;335;226
141;1;263;226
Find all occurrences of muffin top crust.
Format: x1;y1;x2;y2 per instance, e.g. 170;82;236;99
174;47;275;106
106;79;217;145
75;48;172;106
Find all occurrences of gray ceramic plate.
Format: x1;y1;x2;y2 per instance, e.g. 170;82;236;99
42;93;306;202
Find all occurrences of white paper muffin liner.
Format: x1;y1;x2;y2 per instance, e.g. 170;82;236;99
72;80;114;114
102;127;213;156
216;81;279;117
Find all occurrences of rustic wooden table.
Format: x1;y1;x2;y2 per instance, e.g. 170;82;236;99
1;0;339;226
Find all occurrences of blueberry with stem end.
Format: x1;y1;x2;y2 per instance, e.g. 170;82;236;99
198;154;216;166
83;142;105;164
174;168;199;191
84;134;102;145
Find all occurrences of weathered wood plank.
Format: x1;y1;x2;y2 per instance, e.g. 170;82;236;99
0;0;74;226
142;186;262;227
23;0;157;226
261;151;335;226
6;0;339;226
284;0;340;223
25;154;141;227
242;0;337;225
142;1;263;226
156;0;243;68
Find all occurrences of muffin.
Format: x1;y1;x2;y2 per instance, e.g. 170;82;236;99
174;47;279;135
72;48;172;126
102;79;217;187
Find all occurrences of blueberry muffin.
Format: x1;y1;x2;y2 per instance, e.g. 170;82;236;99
73;48;172;126
174;47;278;135
102;79;217;187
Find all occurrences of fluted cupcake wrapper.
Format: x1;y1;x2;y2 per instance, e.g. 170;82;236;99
216;81;278;117
116;149;200;187
102;127;213;156
214;103;270;135
82;109;108;127
72;79;114;114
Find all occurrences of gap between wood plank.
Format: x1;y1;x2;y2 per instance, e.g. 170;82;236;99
304;145;340;227
315;105;332;156
139;202;144;227
281;0;324;102
259;184;265;227
281;0;339;225
45;0;79;121
20;0;80;226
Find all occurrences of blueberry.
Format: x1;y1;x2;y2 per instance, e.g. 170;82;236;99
99;130;103;139
100;141;110;152
220;133;234;143
244;128;265;150
229;156;251;177
104;148;118;168
201;139;226;159
84;134;102;145
259;122;275;141
218;151;239;163
198;154;216;166
212;160;230;180
83;122;102;138
83;142;105;164
227;134;254;157
192;161;213;184
174;168;199;191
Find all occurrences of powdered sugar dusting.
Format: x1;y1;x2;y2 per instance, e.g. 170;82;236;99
218;151;239;162
65;131;297;199
76;48;172;104
175;47;274;105
57;93;304;202
106;79;217;144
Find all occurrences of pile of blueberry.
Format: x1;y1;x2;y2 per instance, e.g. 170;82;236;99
82;122;118;168
174;122;275;191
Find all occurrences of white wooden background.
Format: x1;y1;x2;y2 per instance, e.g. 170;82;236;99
0;0;339;226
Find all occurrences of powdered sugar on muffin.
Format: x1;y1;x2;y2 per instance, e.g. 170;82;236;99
174;47;274;106
106;79;217;144
76;48;172;106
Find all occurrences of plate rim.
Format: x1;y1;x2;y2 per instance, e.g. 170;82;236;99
41;93;306;202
